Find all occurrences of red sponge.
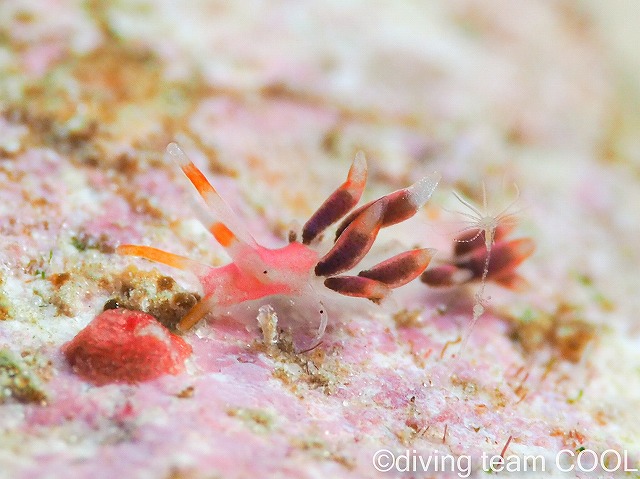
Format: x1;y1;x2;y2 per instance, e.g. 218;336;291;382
63;309;192;385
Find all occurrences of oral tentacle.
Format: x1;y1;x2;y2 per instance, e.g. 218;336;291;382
358;248;436;288
167;142;257;251
302;151;367;245
315;199;386;277
116;244;211;277
295;283;329;353
176;294;218;332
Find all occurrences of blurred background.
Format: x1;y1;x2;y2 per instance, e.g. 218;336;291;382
1;1;640;476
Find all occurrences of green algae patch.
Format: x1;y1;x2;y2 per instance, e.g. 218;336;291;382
0;296;10;321
0;275;11;321
0;349;48;404
226;407;276;434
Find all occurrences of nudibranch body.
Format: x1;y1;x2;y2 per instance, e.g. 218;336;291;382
118;143;440;351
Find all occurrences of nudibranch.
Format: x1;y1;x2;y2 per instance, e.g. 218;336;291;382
118;143;440;351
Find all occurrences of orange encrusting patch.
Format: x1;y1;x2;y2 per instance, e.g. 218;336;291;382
116;245;192;270
210;222;236;247
62;309;192;385
181;162;218;198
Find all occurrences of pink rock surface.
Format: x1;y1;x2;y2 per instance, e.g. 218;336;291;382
1;2;640;479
